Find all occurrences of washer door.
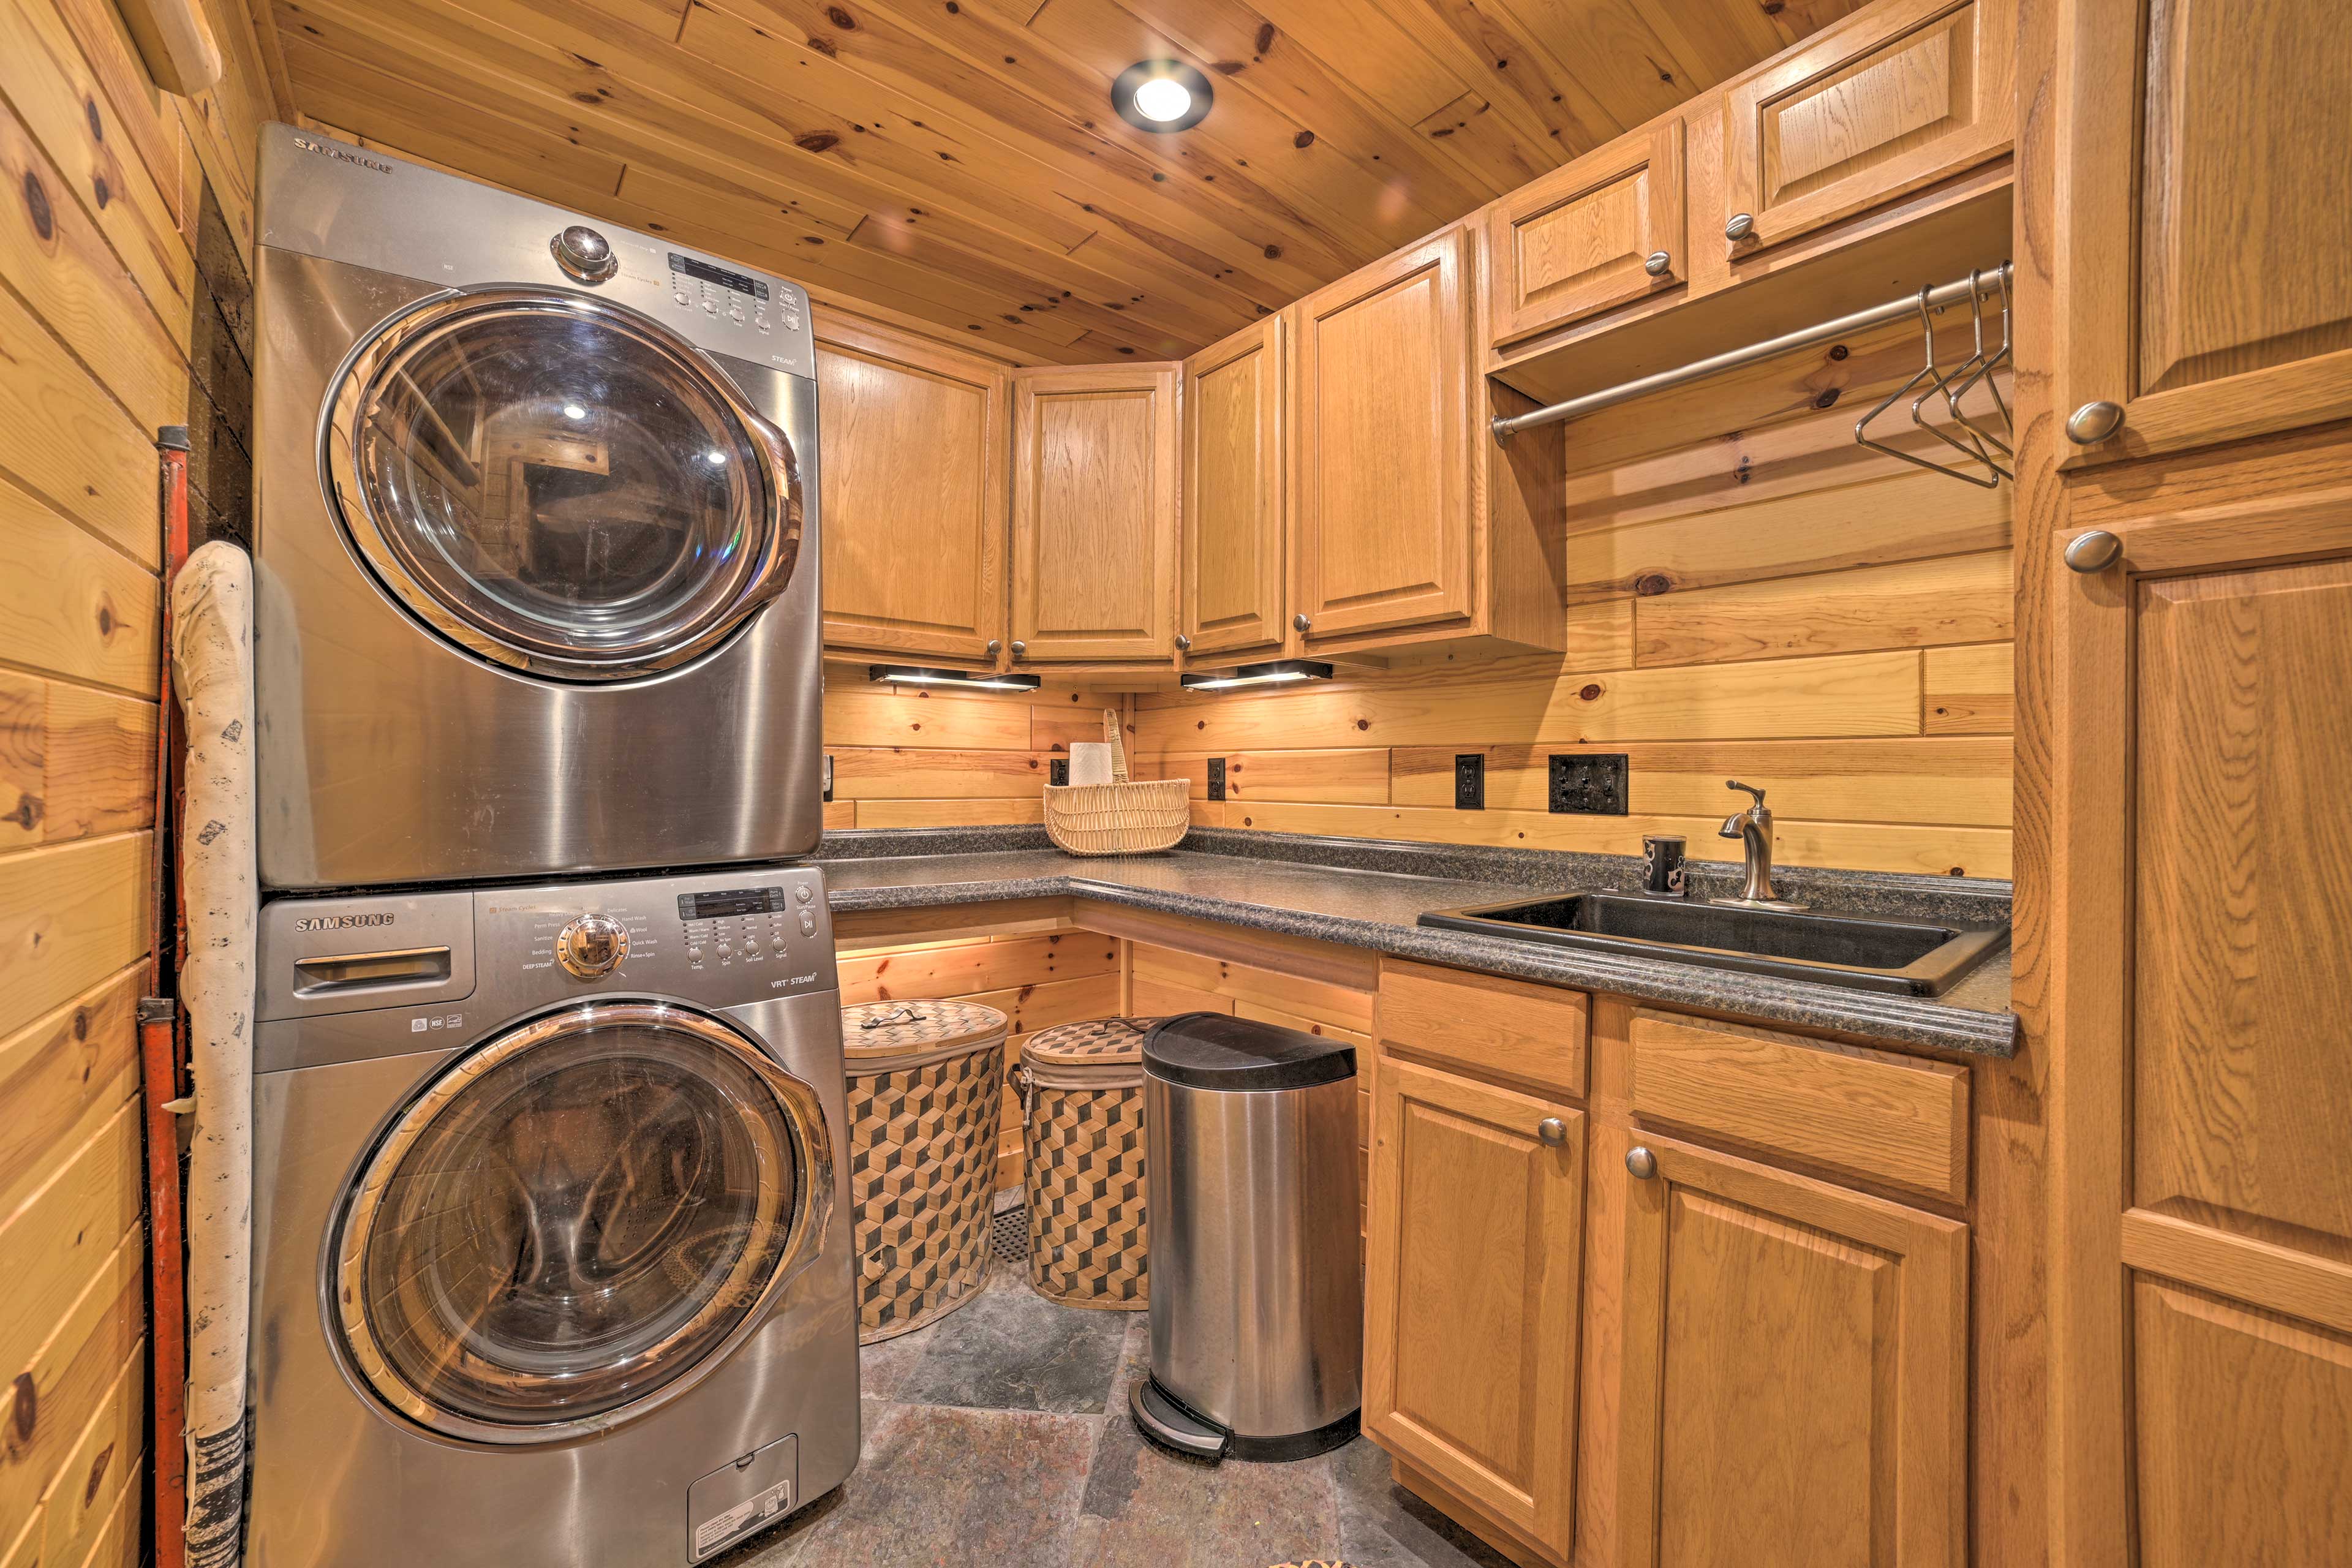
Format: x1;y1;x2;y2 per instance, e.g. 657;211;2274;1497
322;287;803;680
333;1001;834;1444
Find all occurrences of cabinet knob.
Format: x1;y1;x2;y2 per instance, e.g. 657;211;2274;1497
1724;213;1754;241
2067;401;2125;445
2065;530;2124;574
986;639;1001;655
1625;1145;1658;1180
1537;1117;1567;1147
1292;612;1311;633
1645;250;1672;276
1174;633;1191;652
1009;641;1027;660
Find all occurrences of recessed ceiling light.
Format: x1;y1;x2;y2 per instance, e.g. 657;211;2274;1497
562;403;587;421
1113;60;1213;134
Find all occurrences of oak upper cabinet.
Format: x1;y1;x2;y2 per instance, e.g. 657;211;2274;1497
1288;226;1477;645
1486;120;1686;349
1182;316;1286;659
2046;482;2352;1567
1611;1132;1967;1568
1365;1054;1584;1561
2052;0;2352;465
1009;363;1182;665
813;313;1009;665
1716;0;2013;262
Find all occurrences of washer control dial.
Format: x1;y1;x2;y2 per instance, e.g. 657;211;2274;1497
551;225;619;284
556;913;629;978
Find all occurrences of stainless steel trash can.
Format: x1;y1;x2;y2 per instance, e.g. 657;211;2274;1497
1129;1012;1362;1462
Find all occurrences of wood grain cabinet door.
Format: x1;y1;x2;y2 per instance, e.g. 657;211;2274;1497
2053;0;2352;465
813;315;1009;663
1182;317;1285;659
1363;1055;1583;1558
2047;489;2352;1568
1009;363;1181;665
1611;1133;1967;1568
1289;227;1476;643
1487;120;1685;348
1717;0;2013;260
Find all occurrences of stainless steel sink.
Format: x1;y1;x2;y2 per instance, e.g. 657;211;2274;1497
1418;892;2008;997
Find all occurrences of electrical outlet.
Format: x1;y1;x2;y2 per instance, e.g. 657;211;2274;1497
1050;758;1070;786
1548;753;1629;815
1454;753;1485;810
823;755;834;803
1207;757;1227;802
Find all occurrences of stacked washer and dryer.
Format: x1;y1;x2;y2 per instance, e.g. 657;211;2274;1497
244;124;858;1567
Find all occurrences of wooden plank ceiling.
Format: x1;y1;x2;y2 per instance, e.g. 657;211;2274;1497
254;0;1865;362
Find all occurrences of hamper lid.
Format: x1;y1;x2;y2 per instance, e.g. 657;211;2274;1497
1142;1012;1356;1092
842;1000;1009;1073
1022;1016;1158;1069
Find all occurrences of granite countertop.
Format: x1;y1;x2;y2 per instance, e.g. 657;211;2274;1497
817;827;2019;1058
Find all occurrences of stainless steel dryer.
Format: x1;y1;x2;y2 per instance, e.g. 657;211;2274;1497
246;863;859;1567
252;123;824;889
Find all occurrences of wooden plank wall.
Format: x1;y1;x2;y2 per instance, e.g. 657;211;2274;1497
1132;349;2018;881
0;0;270;1559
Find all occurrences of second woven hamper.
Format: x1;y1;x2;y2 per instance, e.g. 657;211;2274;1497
1014;1017;1160;1309
843;1000;1009;1343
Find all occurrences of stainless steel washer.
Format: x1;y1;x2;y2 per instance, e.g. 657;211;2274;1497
246;864;859;1567
252;124;826;889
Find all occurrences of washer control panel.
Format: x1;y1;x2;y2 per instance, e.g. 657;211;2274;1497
676;877;826;972
555;913;630;978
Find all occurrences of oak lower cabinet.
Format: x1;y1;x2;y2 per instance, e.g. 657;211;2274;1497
1364;1055;1585;1561
1608;1131;1968;1568
1009;363;1182;666
1182;317;1286;660
2052;0;2352;464
813;312;1009;665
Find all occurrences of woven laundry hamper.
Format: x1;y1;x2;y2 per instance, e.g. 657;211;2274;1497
1015;1017;1161;1310
843;1000;1010;1344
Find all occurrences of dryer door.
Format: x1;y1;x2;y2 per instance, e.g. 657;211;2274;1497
323;287;804;681
332;1001;834;1444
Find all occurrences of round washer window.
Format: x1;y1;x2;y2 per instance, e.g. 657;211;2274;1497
334;1003;824;1438
326;290;800;680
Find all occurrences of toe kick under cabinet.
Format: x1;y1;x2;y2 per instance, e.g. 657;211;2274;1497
1365;960;1975;1567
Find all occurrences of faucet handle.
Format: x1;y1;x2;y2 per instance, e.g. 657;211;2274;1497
1725;779;1767;810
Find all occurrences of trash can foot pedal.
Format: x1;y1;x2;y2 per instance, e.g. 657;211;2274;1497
1131;1378;1229;1461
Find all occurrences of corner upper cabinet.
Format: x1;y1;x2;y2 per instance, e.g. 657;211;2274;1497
1182;317;1286;660
1717;0;2013;260
2052;0;2352;465
1610;1133;1968;1568
1289;227;1477;645
1487;120;1686;349
813;314;1009;665
1009;363;1182;666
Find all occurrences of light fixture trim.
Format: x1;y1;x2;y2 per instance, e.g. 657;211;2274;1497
868;664;1044;693
1112;59;1214;134
1178;658;1335;692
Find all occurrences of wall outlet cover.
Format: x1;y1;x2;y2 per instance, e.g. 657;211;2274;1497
1548;753;1629;815
1207;757;1227;802
1050;758;1070;787
1455;753;1485;810
822;755;834;803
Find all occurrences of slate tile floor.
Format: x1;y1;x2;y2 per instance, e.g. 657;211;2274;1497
710;1246;1512;1568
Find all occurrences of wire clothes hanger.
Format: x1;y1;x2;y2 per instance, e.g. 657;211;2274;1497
1854;269;2013;488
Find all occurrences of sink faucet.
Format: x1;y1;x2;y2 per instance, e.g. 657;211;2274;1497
1713;781;1807;911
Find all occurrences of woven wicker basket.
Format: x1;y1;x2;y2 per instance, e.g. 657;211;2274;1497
1043;710;1188;856
1014;1017;1160;1310
843;999;1010;1344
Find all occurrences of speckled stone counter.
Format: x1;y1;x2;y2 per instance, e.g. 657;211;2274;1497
816;827;2019;1058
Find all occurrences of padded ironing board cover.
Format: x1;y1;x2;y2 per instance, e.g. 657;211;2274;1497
174;541;255;1568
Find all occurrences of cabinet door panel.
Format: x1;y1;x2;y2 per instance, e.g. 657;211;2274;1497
1487;121;1684;347
815;316;1006;662
1183;318;1284;658
1364;1055;1581;1555
1010;364;1180;664
1720;0;2011;258
1290;228;1474;641
1616;1134;1966;1568
2055;0;2352;463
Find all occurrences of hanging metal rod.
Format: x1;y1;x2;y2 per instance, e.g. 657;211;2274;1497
1491;261;2015;443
